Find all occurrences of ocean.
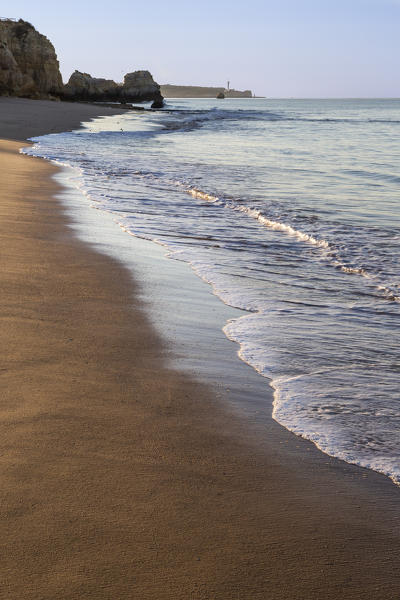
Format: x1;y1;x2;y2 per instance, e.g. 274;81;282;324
24;97;400;484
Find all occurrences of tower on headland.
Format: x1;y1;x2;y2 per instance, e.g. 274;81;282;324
227;80;230;91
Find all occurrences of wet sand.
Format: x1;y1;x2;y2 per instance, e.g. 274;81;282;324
1;100;400;599
0;96;127;140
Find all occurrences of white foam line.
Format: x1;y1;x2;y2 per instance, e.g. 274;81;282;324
186;185;400;303
188;187;332;250
223;319;400;486
21;143;400;485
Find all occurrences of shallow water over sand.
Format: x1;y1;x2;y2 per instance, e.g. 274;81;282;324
25;98;400;484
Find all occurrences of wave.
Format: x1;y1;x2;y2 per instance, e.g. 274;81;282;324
93;156;400;305
184;185;400;303
156;108;400;134
291;117;400;124
159;108;284;133
21;136;400;306
21;98;400;496
341;169;400;185
188;187;330;248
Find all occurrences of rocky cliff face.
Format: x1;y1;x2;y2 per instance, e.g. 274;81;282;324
63;69;163;106
0;19;63;97
0;18;163;106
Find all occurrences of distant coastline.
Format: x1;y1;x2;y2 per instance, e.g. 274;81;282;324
161;84;253;98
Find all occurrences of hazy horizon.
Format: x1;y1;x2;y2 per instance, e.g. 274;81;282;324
4;0;400;98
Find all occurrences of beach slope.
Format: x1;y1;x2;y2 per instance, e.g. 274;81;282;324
1;100;400;599
0;96;127;140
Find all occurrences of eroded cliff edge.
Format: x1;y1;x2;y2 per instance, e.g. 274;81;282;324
0;19;63;97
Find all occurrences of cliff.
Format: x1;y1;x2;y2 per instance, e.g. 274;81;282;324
0;19;63;97
161;85;253;99
0;18;163;106
63;70;164;106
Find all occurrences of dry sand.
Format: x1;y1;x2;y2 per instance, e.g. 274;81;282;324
1;100;400;599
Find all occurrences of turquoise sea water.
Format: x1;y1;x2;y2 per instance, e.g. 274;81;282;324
25;98;400;484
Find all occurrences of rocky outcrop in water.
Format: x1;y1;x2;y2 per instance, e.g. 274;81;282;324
0;19;63;97
63;69;164;106
121;71;161;102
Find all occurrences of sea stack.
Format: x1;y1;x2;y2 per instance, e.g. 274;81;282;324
62;71;120;101
63;69;164;106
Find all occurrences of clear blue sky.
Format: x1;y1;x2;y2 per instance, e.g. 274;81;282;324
5;0;400;97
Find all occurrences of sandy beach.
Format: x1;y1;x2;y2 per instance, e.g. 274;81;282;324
1;98;400;599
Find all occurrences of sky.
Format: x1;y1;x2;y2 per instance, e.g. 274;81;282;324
4;0;400;97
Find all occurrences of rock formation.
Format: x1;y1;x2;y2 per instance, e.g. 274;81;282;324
0;19;163;106
62;71;119;101
0;19;63;97
63;69;164;106
0;18;163;106
121;71;161;102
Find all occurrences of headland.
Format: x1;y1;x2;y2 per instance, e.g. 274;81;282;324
161;84;252;98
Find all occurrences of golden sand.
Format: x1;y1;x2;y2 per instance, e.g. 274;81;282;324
1;107;400;598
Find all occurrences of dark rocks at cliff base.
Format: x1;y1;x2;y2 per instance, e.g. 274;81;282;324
216;92;225;99
63;70;164;106
151;93;164;108
0;19;63;98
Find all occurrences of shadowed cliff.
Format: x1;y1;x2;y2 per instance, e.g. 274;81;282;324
0;19;63;98
62;70;164;106
0;19;163;106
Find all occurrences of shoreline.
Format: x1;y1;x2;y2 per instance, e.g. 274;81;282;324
1;99;400;598
0;96;128;141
